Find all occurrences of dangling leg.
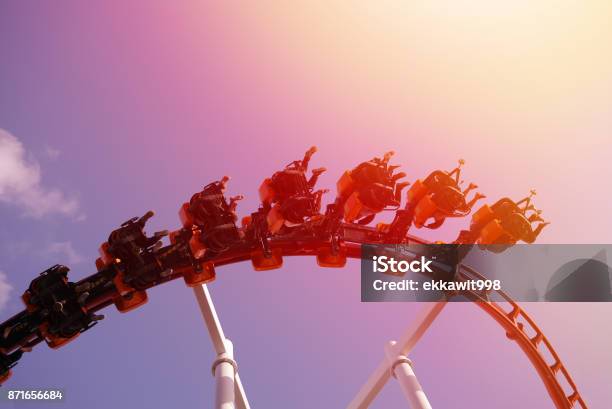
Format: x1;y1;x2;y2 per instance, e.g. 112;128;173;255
391;171;407;183
394;182;410;204
516;189;537;212
382;150;395;164
229;195;244;213
357;214;376;225
462;182;478;196
425;214;445;229
448;159;465;184
219;176;230;192
312;189;329;213
308;167;327;189
300;146;318;171
466;193;486;210
523;221;550;243
387;165;401;176
527;210;544;223
453;229;478;244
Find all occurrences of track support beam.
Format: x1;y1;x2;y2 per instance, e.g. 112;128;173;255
346;300;446;409
385;341;432;409
193;284;251;409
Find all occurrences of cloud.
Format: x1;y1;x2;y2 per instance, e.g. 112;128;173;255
0;129;82;219
43;241;84;265
0;272;12;313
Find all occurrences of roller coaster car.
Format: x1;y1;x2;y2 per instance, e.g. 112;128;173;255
407;160;484;229
167;229;216;287
106;210;167;267
100;211;167;313
242;209;283;271
0;350;22;384
21;265;101;349
337;151;408;224
475;193;549;248
313;204;347;267
259;146;328;234
181;177;243;257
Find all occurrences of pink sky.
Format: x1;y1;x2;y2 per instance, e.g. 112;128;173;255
1;2;611;407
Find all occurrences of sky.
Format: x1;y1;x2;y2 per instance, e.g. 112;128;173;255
1;1;611;408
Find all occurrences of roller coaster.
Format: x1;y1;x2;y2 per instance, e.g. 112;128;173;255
0;148;586;408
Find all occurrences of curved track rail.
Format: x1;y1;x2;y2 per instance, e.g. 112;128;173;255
0;222;586;408
1;223;588;408
457;265;587;408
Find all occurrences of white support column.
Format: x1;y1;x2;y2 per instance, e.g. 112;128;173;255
213;339;236;409
384;341;432;409
346;300;446;409
193;284;251;409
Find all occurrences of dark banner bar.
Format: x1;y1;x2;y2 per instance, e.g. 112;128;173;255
361;244;612;302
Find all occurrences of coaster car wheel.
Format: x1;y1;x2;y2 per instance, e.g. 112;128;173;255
114;290;148;313
183;262;216;287
251;248;283;271
40;323;80;349
316;245;347;268
45;333;80;349
0;370;11;384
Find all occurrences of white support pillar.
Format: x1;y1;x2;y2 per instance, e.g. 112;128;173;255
346;301;446;409
213;339;237;409
384;341;432;409
193;284;251;409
